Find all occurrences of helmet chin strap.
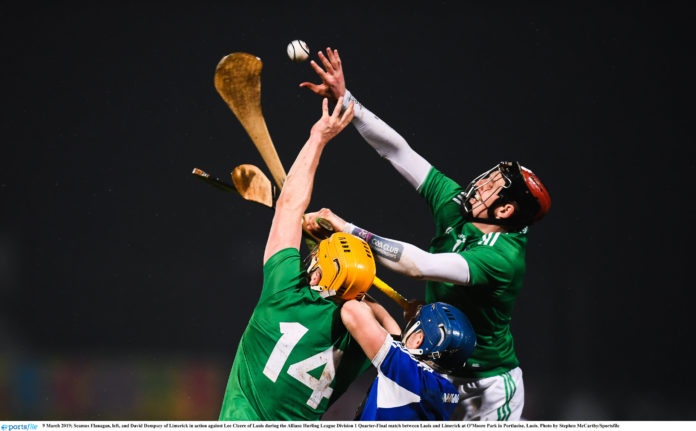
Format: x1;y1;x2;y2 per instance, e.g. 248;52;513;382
463;198;517;228
463;206;508;227
402;321;424;355
464;215;508;226
310;285;336;298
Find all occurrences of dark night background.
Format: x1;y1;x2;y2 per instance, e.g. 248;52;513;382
1;2;693;421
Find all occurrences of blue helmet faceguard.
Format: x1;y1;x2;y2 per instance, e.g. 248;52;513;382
402;302;476;374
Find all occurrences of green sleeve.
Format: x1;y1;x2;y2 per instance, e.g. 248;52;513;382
418;167;466;235
260;247;305;300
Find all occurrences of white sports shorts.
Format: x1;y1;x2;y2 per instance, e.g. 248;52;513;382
445;367;525;421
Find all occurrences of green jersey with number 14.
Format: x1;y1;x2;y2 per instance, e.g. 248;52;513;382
219;247;370;421
419;168;528;378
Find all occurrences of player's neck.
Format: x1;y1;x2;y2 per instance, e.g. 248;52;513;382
472;222;507;235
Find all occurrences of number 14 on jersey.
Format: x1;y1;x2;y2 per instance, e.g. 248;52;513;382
262;322;341;409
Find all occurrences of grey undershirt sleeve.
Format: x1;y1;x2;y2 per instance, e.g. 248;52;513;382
343;222;471;285
342;90;432;190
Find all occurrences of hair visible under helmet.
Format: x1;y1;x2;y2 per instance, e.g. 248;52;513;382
460;161;551;231
305;233;376;301
402;302;476;374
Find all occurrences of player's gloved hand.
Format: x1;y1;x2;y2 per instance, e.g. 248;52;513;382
299;48;346;103
303;208;348;237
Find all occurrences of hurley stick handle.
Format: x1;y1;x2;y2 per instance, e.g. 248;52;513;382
372;277;410;310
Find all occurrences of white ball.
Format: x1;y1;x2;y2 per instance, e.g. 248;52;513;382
287;40;310;62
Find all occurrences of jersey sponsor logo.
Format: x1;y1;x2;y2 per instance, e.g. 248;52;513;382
442;393;460;403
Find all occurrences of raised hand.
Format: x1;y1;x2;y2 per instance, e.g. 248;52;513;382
300;48;346;102
310;96;354;144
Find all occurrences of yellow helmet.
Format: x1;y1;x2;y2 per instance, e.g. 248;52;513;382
306;233;376;301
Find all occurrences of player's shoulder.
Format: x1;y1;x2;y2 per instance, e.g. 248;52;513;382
263;247;301;273
460;225;526;265
462;224;527;251
480;230;526;249
389;343;458;401
260;247;309;298
420;167;464;196
387;341;440;374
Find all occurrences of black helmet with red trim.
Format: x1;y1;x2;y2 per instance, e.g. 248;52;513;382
460;161;551;230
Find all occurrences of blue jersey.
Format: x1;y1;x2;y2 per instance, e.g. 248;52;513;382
359;335;459;421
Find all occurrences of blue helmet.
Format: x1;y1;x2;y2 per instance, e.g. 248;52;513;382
402;302;476;374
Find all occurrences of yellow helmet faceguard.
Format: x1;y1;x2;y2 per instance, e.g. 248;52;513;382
306;233;376;301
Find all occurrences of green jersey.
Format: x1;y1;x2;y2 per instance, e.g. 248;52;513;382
419;168;528;378
219;248;370;420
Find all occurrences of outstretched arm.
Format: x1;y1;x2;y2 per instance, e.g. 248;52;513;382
345;221;471;284
304;209;471;285
301;48;432;190
263;98;354;263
